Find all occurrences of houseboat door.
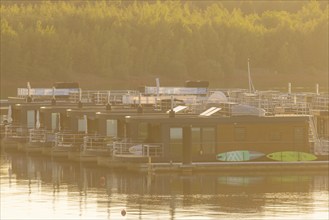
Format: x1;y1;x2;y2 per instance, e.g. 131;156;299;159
27;110;35;128
106;119;117;137
170;127;183;160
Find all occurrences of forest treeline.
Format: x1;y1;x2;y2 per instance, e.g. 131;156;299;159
1;1;328;92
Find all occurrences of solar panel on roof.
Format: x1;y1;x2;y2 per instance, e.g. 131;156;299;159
166;105;187;113
199;107;221;116
203;107;221;116
199;107;217;116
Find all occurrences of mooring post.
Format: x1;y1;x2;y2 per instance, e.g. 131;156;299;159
148;155;152;174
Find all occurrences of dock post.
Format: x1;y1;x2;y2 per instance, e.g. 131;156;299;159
182;125;192;165
148;156;152;174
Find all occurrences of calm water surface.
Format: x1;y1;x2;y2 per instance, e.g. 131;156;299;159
1;151;328;220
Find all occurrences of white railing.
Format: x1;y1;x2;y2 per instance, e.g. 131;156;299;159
81;135;114;154
68;90;139;104
113;142;164;158
17;88;78;97
53;132;85;149
29;129;46;143
29;129;55;143
311;94;329;111
5;124;29;139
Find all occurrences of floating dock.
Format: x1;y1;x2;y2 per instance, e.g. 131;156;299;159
96;159;329;173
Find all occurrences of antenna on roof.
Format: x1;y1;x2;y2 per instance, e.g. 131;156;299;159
155;78;160;109
79;88;82;102
51;86;56;105
27;82;31;96
248;58;255;93
107;91;111;104
27;82;32;102
156;78;160;98
106;91;111;110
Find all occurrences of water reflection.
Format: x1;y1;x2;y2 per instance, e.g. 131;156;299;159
1;151;328;220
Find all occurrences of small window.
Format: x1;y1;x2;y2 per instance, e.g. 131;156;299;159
170;128;182;140
234;127;245;141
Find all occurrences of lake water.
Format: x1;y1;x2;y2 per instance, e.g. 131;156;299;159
1;151;328;220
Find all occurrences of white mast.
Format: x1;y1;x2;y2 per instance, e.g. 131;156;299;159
27;82;31;97
107;91;111;103
52;86;56;99
155;78;160;109
247;58;255;93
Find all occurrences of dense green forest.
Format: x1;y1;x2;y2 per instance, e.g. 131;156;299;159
1;1;328;97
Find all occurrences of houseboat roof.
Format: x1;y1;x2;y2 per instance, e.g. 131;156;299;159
124;114;309;124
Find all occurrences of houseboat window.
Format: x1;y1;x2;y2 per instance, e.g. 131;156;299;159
27;110;35;128
138;122;148;141
106;120;117;137
192;128;201;155
78;118;87;133
170;128;183;157
270;131;281;141
294;127;304;143
202;127;216;154
234;127;245;141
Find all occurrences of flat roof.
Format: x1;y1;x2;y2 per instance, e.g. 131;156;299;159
124;114;309;124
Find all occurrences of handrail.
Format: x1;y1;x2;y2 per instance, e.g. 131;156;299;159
5;124;29;137
29;128;55;143
82;135;114;152
113;141;164;158
53;132;86;148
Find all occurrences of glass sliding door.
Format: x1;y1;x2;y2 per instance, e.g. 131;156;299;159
191;127;216;156
78;118;87;133
170;127;183;158
192;127;201;155
51;113;58;130
106;119;117;137
202;127;216;154
27;110;35;128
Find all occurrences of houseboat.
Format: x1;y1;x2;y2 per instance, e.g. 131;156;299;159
118;112;310;162
1;81;328;173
